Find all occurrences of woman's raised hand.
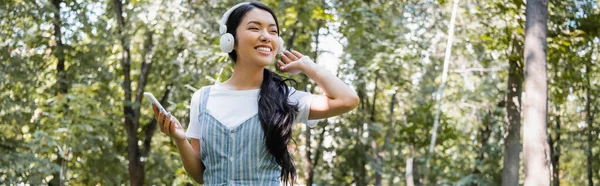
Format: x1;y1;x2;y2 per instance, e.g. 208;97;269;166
278;50;314;75
152;104;186;141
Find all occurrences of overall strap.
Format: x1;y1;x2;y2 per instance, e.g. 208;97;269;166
199;86;212;112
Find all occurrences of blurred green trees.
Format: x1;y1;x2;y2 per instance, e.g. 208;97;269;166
1;0;599;185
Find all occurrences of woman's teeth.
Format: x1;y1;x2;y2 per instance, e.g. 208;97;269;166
256;47;271;52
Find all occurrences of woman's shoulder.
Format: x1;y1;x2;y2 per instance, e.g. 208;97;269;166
198;85;215;93
191;85;214;103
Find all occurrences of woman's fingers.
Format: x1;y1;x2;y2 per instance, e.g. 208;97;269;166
172;117;181;130
171;116;180;135
281;54;292;64
165;112;172;135
280;50;305;66
158;109;165;126
153;107;179;137
284;50;299;61
157;111;163;133
165;116;173;136
278;61;287;71
290;50;304;59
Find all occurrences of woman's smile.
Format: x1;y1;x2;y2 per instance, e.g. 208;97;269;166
255;44;272;56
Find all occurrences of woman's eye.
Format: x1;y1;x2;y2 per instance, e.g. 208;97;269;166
249;28;259;30
270;30;278;34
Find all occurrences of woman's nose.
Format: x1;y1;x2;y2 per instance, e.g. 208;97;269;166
259;31;271;43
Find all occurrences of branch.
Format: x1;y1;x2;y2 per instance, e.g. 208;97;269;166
450;67;503;73
313;20;323;61
591;103;598;119
135;30;155;109
370;72;380;122
113;0;132;102
383;91;397;151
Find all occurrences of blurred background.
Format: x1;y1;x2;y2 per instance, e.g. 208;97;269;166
1;0;599;185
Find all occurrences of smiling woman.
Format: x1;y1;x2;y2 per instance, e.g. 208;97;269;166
150;2;359;186
227;3;282;67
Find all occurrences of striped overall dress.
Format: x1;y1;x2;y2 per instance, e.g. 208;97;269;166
198;86;281;186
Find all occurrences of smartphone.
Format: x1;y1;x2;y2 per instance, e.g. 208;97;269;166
143;92;165;111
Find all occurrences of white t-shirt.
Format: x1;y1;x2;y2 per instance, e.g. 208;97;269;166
186;84;318;139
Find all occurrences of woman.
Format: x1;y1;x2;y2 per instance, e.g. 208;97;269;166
152;2;359;185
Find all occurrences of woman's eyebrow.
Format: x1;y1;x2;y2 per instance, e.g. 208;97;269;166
246;21;277;27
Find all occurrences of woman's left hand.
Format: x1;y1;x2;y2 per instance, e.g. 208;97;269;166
278;50;313;75
279;49;360;120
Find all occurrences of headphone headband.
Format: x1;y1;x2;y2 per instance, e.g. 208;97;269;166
220;2;251;34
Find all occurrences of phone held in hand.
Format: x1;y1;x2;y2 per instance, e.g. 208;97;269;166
143;92;164;111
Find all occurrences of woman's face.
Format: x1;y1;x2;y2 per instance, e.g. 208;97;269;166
234;8;280;67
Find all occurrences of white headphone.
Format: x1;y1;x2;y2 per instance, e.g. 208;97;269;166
219;2;285;55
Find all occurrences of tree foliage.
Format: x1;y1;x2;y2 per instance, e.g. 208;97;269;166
1;0;599;185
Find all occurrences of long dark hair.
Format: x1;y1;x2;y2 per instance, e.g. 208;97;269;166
225;2;298;185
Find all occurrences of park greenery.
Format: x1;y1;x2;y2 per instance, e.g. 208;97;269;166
1;0;599;185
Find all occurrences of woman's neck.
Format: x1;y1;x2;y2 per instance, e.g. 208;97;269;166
221;62;264;90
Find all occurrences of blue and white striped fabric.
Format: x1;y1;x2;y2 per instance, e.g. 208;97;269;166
197;86;281;186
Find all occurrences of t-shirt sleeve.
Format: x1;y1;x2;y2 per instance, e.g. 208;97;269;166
185;88;204;139
289;87;319;127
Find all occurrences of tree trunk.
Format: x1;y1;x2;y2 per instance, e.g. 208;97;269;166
549;107;560;186
474;110;493;176
585;59;596;186
53;0;67;95
523;0;550;185
502;37;523;186
353;128;367;186
304;127;326;186
377;90;398;186
304;22;325;185
427;1;459;180
353;86;368;186
406;157;415;186
369;73;381;186
303;124;313;185
113;0;145;185
49;0;67;185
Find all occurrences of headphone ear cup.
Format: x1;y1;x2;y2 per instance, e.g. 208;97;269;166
220;33;235;53
278;37;284;55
